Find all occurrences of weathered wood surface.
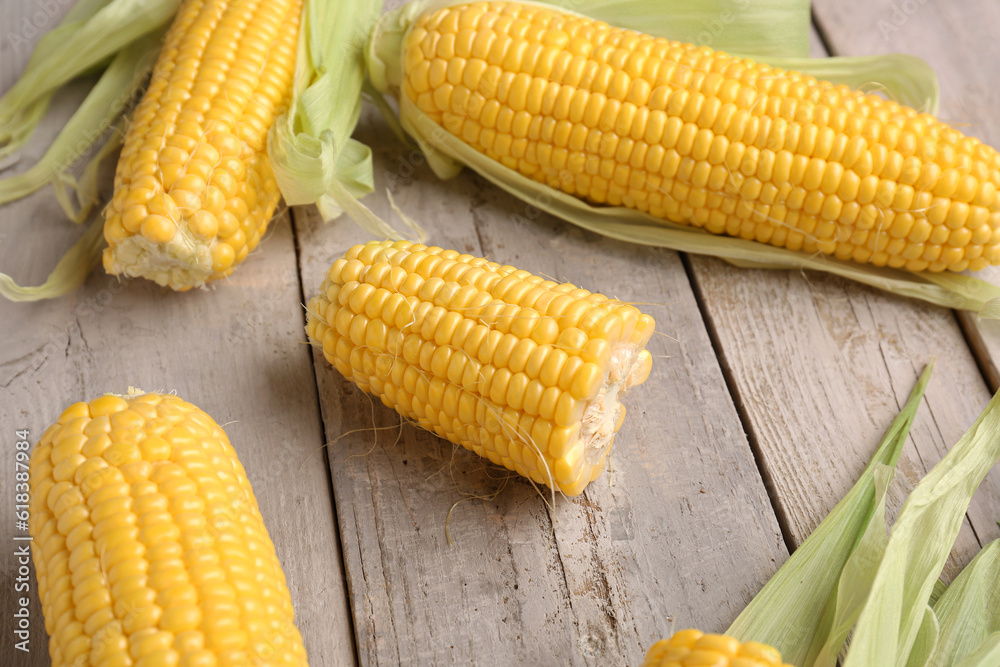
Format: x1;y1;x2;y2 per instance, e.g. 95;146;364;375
3;0;1000;665
686;16;1000;580
294;104;786;664
0;2;355;663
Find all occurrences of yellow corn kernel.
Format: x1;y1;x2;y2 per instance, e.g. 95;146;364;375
306;240;656;496
642;629;794;667
28;391;308;665
401;2;1000;273
102;0;303;290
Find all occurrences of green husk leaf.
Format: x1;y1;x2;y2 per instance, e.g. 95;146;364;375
926;539;1000;666
726;363;933;666
905;607;940;667
805;464;894;667
0;216;105;302
0;0;178;158
0;0;112;157
955;634;1000;667
843;388;1000;667
0;35;159;211
51;130;124;224
929;578;949;607
541;0;810;59
268;0;424;239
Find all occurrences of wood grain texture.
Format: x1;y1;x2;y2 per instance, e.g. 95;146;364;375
294;90;788;664
0;1;355;661
686;17;1000;575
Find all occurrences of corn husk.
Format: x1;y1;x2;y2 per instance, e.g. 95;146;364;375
954;634;1000;667
267;0;424;240
927;540;1000;666
0;0;178;159
844;388;1000;667
366;0;1000;315
720;357;1000;667
0;217;105;302
726;363;932;666
0;35;162;217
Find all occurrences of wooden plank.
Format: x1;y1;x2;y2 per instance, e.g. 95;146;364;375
295;99;788;664
685;19;1000;577
0;1;355;662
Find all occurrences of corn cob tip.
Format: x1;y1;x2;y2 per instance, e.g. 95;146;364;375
30;391;309;665
643;630;794;667
306;239;655;496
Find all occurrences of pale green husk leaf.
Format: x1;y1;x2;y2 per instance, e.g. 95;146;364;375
926;539;1000;666
0;0;112;158
268;0;423;240
0;0;178;159
51;130;125;224
0;35;160;213
905;607;940;667
929;578;949;608
726;364;932;666
954;634;1000;667
363;2;1000;315
0;216;105;301
541;0;809;58
805;464;894;667
843;388;1000;667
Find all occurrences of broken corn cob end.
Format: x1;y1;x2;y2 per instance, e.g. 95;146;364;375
305;240;655;496
643;630;794;667
28;390;308;665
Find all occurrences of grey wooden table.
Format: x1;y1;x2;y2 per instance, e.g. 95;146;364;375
2;1;1000;665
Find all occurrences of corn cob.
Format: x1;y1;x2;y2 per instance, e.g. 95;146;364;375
643;630;794;667
28;391;308;665
305;240;655;496
102;0;302;290
394;1;1000;273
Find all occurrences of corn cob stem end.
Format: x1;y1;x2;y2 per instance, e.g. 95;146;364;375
580;342;652;469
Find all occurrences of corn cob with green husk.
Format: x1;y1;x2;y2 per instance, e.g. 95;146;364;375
366;0;1000;313
1;0;389;301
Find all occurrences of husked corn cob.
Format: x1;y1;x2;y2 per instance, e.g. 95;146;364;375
28;392;308;665
102;0;302;290
305;240;655;496
400;2;1000;272
643;630;794;667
